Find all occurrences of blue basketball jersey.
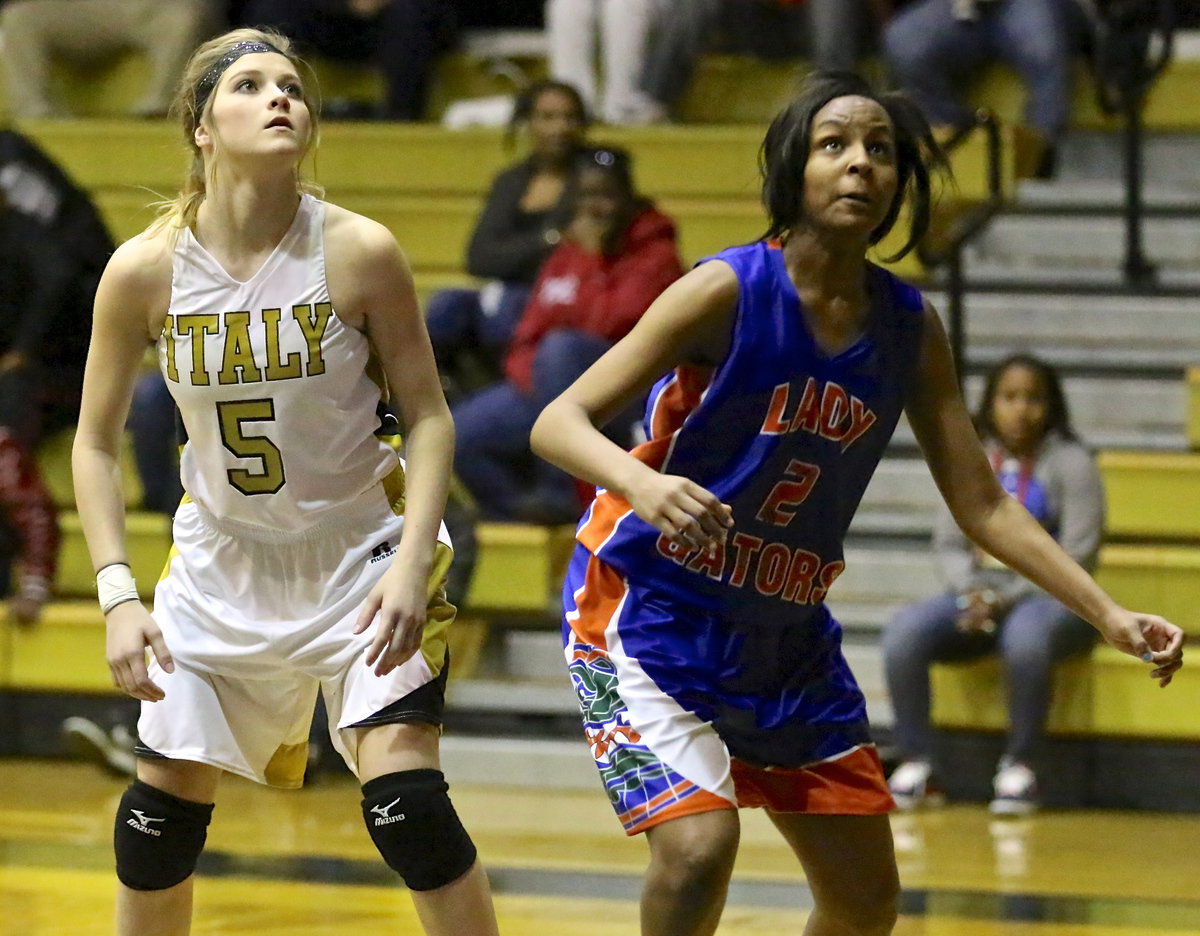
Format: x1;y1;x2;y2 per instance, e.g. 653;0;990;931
578;240;926;625
570;240;926;767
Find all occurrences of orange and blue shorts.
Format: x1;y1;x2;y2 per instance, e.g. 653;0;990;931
563;545;894;835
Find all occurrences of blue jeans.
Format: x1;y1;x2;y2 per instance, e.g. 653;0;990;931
426;282;530;393
453;329;613;519
883;0;1087;140
882;591;1097;764
127;371;182;515
426;283;529;364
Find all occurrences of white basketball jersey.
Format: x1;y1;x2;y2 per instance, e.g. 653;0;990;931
159;195;398;538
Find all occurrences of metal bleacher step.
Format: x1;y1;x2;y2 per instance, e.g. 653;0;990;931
921;290;1200;373
964;211;1200;277
853;459;939;539
1039;133;1200;190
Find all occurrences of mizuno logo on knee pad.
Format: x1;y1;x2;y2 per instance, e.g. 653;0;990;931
360;769;477;890
370;797;406;825
127;810;166;836
115;781;214;891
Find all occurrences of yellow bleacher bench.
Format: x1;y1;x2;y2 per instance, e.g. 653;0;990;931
1099;450;1200;541
932;644;1200;740
464;522;576;613
1;601;115;693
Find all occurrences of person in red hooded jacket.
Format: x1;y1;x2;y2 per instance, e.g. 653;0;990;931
453;146;683;524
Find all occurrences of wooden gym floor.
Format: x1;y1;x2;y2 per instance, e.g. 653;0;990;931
2;758;1198;935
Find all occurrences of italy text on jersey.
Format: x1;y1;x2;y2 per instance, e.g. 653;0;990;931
163;303;333;386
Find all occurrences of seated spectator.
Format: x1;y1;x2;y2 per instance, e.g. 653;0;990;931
241;0;458;120
883;0;1092;176
883;354;1104;815
640;0;877;122
428;79;591;399
453;147;682;523
0;130;114;623
0;129;113;450
0;0;212;118
0;202;71;626
545;0;664;124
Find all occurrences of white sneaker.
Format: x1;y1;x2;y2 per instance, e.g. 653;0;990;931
888;760;945;809
62;716;137;778
990;759;1039;816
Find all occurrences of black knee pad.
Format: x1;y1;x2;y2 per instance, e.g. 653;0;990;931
114;780;214;891
361;768;477;891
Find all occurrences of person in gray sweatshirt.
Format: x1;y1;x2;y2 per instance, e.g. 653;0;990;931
884;353;1104;815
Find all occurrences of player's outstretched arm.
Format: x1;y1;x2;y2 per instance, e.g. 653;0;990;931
904;301;1185;684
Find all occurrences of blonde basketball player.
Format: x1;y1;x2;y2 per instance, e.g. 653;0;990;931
71;28;499;936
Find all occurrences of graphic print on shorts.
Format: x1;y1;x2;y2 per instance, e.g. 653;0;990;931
568;638;724;832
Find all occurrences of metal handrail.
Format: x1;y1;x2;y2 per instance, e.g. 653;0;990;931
1092;0;1177;286
916;108;1007;379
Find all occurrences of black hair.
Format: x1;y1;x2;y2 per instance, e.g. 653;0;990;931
506;79;590;147
759;69;948;260
973;353;1076;443
574;146;637;200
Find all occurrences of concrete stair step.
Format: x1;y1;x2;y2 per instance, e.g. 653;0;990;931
853;460;939;538
1050;132;1200;189
957;264;1200;293
461;628;895;731
448;675;576;715
923;291;1200;358
967;214;1200;270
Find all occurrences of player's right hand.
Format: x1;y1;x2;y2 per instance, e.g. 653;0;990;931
626;472;733;551
1098;608;1185;687
105;602;174;702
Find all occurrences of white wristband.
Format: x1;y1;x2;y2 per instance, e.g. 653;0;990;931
97;563;140;615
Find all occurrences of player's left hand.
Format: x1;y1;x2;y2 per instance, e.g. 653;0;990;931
355;557;430;677
1099;609;1185;687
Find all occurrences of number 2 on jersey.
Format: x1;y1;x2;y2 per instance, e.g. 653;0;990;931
756;459;820;526
216;399;286;495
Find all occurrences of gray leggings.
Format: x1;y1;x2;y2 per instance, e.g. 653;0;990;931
882;592;1097;764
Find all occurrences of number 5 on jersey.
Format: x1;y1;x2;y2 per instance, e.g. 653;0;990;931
217;399;285;494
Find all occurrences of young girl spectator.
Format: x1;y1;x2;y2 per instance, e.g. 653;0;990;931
884;353;1104;814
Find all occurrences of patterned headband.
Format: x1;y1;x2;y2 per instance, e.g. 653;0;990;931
194;40;285;118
